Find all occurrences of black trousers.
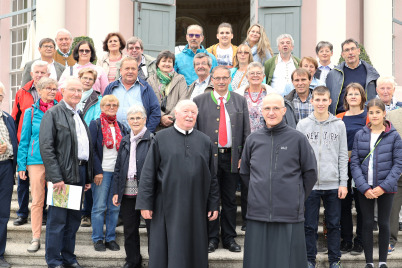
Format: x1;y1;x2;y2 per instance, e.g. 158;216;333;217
120;196;150;268
358;191;394;263
208;151;238;246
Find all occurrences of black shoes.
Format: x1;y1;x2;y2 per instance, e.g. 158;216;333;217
13;216;28;226
340;241;353;254
105;240;120;251
208;241;218;253
223;241;241;252
350;243;363;255
373;221;378;231
399;222;402;231
94;240;106;252
64;263;83;268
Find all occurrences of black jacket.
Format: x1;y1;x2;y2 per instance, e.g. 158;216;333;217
240;120;317;223
39;100;94;185
112;130;153;203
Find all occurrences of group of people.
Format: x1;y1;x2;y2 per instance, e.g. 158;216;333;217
0;20;401;268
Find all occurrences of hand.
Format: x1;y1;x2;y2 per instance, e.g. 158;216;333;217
141;210;153;219
94;174;103;186
372;186;385;197
112;194;120;206
364;189;378;199
238;159;241;169
208;211;219;221
53;181;66;195
0;144;7;155
18;171;27;180
84;184;91;191
338;186;348;199
161;115;173;127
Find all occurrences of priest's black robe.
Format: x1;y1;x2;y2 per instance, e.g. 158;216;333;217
136;127;220;268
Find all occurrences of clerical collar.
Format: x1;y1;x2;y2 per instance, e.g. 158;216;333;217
174;123;193;135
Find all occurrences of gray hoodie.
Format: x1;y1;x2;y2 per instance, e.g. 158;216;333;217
296;113;348;190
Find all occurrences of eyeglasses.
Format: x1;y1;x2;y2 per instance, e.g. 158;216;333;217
194;62;209;66
187;33;201;38
44;87;57;92
248;71;263;76
127;46;142;51
346;92;361;97
79;49;91;54
343;47;357;53
80;76;94;82
42;45;55;49
238;51;250;55
263;106;284;113
128;116;144;121
104;104;118;109
66;88;83;94
213;76;230;82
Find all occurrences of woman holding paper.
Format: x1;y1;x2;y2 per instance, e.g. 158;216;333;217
16;77;58;253
112;104;152;268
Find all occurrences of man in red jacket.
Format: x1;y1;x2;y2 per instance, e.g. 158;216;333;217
11;60;50;226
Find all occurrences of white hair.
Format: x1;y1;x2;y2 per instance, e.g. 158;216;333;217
62;76;82;89
55;28;72;40
127;104;147;119
0;81;5;92
31;60;50;74
187;24;203;35
175;99;198;114
377;76;397;88
276;34;294;46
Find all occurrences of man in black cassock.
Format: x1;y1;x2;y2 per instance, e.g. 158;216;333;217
136;99;219;268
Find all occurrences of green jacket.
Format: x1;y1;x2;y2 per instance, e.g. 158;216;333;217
264;54;300;85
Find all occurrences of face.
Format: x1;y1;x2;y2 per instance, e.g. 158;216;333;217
212;68;231;95
101;100;119;117
158;57;174;73
237;47;251;64
248;26;261;44
368;106;386;126
194;57;211;78
56;32;72;53
345;88;362;108
301;60;316;76
262;97;286;128
175;104;198;131
78;43;92;63
61;80;83;108
128;112;146;134
216;27;233;46
311;93;332;115
292;73;311;96
39;42;55;58
31;66;50;85
80;72;95;91
186;28;204;51
39;83;57;103
317;46;333;63
120;60;138;84
376;82;395;105
341;42;360;67
247;67;265;86
107;35;120;52
127;42;143;61
278;38;294;55
0;89;4;105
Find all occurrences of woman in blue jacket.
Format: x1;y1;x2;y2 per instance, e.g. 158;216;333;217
351;98;402;268
17;77;58;253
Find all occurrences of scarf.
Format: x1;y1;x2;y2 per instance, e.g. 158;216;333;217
39;99;54;113
127;126;147;179
77;89;93;112
100;112;122;151
156;68;174;98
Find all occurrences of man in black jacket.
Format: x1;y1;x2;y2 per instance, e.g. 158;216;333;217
40;77;93;268
240;93;317;268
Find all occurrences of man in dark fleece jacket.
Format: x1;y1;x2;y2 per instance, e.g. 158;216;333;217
240;93;317;268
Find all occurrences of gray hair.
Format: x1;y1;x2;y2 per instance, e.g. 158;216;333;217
126;36;143;50
341;38;359;51
187;24;203;35
126;104;147;119
37;77;58;91
377;76;397;88
276;34;294;46
193;53;212;68
246;62;264;74
31;60;50;73
62;76;82;89
315;41;333;54
175;99;198;114
55;28;72;40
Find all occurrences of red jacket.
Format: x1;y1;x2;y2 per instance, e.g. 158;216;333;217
11;80;63;142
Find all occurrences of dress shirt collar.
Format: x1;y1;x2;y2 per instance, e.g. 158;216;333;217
345;60;362;69
213;90;229;102
196;75;211;85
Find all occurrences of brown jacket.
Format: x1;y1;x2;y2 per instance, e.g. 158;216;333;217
54;50;76;67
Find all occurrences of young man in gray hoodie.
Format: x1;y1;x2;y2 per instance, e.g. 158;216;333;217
297;86;349;268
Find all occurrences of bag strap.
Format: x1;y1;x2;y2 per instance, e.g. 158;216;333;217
362;137;383;164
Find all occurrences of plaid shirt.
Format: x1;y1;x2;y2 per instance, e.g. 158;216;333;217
292;92;314;122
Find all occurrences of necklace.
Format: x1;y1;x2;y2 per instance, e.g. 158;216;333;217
248;88;263;106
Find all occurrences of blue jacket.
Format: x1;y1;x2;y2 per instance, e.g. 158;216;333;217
1;111;18;172
174;44;218;86
17;100;58;171
112;130;153;203
103;79;161;133
83;90;102;126
89;118;128;176
351;121;402;194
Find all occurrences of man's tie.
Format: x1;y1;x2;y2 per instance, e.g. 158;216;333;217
219;97;227;147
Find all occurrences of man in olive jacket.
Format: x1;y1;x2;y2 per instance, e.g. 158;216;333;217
40;77;93;268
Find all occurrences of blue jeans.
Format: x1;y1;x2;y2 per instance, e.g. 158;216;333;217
91;171;120;242
81;188;93;218
304;189;341;265
0;160;14;258
16;173;29;218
